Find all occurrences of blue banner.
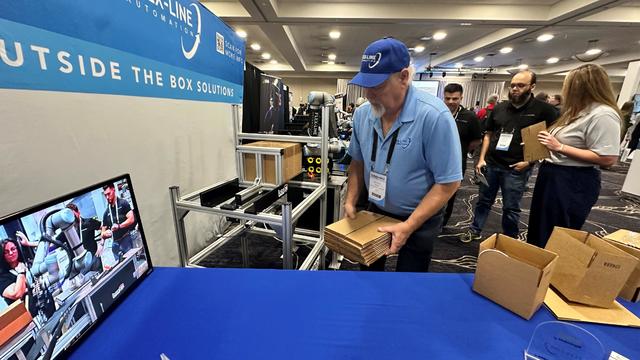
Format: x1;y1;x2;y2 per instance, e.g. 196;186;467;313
0;0;244;103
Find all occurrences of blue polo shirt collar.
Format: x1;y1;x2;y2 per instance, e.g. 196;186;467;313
369;85;417;140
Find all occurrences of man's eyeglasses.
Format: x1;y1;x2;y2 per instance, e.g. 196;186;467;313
510;83;531;89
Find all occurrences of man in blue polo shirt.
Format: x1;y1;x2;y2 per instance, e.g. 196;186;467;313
344;37;462;272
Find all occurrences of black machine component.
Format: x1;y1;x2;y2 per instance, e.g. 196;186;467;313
244;183;289;215
200;179;240;207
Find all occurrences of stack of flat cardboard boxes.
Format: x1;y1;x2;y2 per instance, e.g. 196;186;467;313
324;211;400;266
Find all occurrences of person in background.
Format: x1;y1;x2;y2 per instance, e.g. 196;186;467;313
621;100;634;142
101;184;137;261
535;91;549;102
473;100;481;114
347;102;355;114
461;70;559;243
441;83;482;231
345;37;462;272
549;94;563;114
0;238;55;317
477;94;498;121
528;64;621;247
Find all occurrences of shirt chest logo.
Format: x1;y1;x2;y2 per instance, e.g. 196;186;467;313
397;137;411;149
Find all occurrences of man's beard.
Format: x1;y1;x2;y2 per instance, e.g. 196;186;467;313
370;103;386;118
508;89;531;106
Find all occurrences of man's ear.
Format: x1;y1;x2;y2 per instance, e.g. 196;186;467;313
400;68;411;85
530;83;536;91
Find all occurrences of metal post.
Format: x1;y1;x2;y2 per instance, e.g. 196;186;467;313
320;105;330;187
240;231;250;268
319;192;327;270
232;104;243;182
170;186;189;267
281;202;293;269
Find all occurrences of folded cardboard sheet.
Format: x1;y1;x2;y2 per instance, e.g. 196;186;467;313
324;211;400;266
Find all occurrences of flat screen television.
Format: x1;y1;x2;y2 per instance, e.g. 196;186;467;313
0;174;152;359
413;80;440;98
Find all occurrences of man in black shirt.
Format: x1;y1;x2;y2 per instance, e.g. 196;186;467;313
101;183;136;261
461;71;559;242
441;83;482;229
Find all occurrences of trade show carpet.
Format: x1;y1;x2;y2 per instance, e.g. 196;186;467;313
200;160;640;273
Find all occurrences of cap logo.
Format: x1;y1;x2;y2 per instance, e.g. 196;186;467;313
362;52;382;69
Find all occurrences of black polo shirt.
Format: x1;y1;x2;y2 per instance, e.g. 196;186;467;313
484;96;559;167
453;105;482;172
102;198;133;240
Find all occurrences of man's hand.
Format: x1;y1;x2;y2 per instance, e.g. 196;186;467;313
475;159;486;174
379;221;414;255
343;203;357;220
111;224;120;232
103;230;113;239
509;161;530;172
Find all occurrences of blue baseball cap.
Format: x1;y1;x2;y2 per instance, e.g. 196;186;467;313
349;37;410;88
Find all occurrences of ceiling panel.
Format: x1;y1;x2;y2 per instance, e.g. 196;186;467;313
288;24;501;69
439;26;640;70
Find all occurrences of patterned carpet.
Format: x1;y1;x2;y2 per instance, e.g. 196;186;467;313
200;160;640;273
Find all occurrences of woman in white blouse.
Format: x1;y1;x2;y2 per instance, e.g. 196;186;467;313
527;64;621;247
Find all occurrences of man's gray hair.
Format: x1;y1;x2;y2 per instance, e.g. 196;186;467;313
487;94;499;104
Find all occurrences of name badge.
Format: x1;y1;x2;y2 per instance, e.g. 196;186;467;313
369;171;387;204
496;132;513;151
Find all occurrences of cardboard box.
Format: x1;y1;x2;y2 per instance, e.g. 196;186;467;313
544;287;640;328
242;141;302;185
521;121;550;162
604;229;640;302
545;227;638;308
473;234;558;320
324;211;401;266
0;301;32;347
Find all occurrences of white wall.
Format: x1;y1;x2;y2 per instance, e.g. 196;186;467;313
0;89;237;266
282;77;338;105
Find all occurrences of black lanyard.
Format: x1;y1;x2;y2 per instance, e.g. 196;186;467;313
371;127;401;169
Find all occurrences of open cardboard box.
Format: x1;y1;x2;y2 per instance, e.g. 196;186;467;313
473;234;558;320
545;227;638;308
604;229;640;302
0;301;32;347
242;141;302;185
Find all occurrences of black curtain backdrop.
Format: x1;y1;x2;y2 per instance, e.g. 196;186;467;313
242;62;262;133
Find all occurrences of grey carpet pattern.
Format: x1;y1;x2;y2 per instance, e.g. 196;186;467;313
200;160;640;273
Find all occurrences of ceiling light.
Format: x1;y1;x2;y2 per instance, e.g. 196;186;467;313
433;31;447;41
455;62;463;68
518;64;529;70
270;59;278;64
250;43;261;51
328;53;337;60
585;48;602;56
420;36;432;41
236;30;247;38
329;31;341;39
261;52;271;60
537;34;554;42
414;45;425;53
546;57;559;64
460;23;472;26
328;61;335;65
499;47;513;54
474;56;484;62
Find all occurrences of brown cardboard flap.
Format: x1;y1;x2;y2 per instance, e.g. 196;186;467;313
605;230;640;250
325;211;383;235
544;287;640;327
0;301;32;347
347;218;400;246
546;228;596;272
494;234;557;269
474;249;544;319
521;121;550;162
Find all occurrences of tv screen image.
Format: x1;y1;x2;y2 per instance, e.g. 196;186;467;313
0;174;152;359
413;80;440;97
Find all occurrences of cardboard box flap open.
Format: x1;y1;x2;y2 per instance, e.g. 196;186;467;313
544;287;640;327
325;211;383;236
477;249;544;287
492;234;557;271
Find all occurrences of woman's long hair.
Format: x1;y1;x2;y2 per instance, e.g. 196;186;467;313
549;64;622;132
0;238;22;271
